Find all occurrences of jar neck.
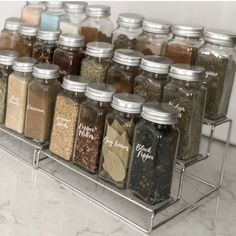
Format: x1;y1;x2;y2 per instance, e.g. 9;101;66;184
204;41;234;49
87;55;110;62
63;88;84;97
114;61;137;70
0;64;11;70
34;77;57;84
173;34;200;40
14;70;32;77
87;97;110;107
172;78;201;87
20;34;36;40
37;38;57;44
86;15;110;20
141;70;167;79
117;25;142;32
59;44;81;51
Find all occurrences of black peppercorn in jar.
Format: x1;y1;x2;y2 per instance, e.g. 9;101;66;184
112;13;144;50
106;49;143;93
163;64;206;160
128;102;179;205
99;93;145;188
33;29;60;63
134;55;172;102
195;29;236;120
73;83;116;173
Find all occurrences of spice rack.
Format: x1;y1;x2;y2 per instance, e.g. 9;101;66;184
0;117;232;233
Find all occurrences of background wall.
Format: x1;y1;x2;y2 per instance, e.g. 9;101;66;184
0;1;236;144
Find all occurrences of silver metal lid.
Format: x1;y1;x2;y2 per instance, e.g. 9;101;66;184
140;56;172;74
19;25;38;36
62;75;87;92
172;24;203;38
85;83;115;102
4;17;21;31
117;13;144;28
204;29;236;47
12;57;37;72
169;64;205;82
37;29;60;41
0;50;19;66
86;42;113;58
141;102;178;125
33;63;60;79
65;2;87;13
46;1;64;9
143;19;171;34
59;34;85;47
86;5;111;18
112;93;145;114
113;49;143;66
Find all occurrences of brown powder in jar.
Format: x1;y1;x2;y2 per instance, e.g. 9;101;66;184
81;27;111;44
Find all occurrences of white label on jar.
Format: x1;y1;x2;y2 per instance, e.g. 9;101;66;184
78;123;96;140
27;104;45;114
136;144;154;162
103;136;129;152
56;115;70;129
205;71;218;79
168;101;185;118
9;95;20;106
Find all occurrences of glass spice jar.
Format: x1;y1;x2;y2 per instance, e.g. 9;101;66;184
50;75;88;161
163;64;207;160
128;102;179;205
112;13;144;50
5;57;37;134
60;1;87;34
0;18;21;50
80;42;113;82
99;93;145;188
195;29;236;120
24;64;61;143
33;29;60;63
80;5;113;44
73;83;116;173
21;1;46;27
135;19;172;56
14;25;38;57
106;49;143;93
0;50;19;124
134;55;172;102
52;33;85;83
166;25;204;65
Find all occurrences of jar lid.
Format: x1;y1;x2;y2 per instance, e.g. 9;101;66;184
86;42;113;58
172;24;204;38
59;34;85;47
33;63;60;79
113;49;143;66
112;93;145;114
204;29;236;47
0;50;19;66
13;57;37;72
46;1;64;9
27;1;44;5
169;64;205;82
19;25;38;36
4;17;21;31
140;56;172;74
65;1;87;13
143;19;171;34
62;75;87;92
141;102;178;125
85;83;115;102
117;13;144;28
37;29;60;41
86;5;111;18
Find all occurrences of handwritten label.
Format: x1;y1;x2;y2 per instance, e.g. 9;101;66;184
78;123;95;140
168;101;185;118
27;104;45;114
136;144;154;162
103;136;129;152
9;95;20;106
56;115;70;128
205;71;218;79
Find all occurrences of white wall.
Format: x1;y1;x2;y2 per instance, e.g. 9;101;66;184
0;1;236;144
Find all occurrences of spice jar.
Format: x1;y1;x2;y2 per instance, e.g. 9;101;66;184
134;55;172;102
14;25;38;57
112;13;144;50
60;1;87;34
73;83;115;173
33;29;60;63
21;1;46;27
99;93;145;188
0;50;18;124
0;18;21;50
106;49;143;93
128;102;179;205
40;1;64;31
80;42;113;82
80;5;113;44
50;75;88;161
24;64;61;143
163;64;206;160
5;57;37;134
52;34;85;82
135;19;172;55
195;29;236;120
166;25;204;65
